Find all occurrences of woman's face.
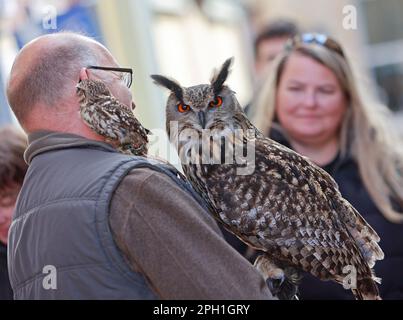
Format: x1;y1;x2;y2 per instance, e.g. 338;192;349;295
275;52;348;145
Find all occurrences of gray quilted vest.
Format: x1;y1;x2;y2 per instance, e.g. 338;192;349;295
7;132;205;299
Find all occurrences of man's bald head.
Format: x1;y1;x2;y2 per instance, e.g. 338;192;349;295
6;32;113;129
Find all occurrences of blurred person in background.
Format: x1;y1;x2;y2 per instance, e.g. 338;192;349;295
254;19;300;83
250;33;403;299
5;32;273;299
244;19;300;118
0;125;27;300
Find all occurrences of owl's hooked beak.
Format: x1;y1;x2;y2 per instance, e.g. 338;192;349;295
198;111;206;129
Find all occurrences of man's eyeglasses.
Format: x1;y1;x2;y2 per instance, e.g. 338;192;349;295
286;33;345;58
86;66;133;88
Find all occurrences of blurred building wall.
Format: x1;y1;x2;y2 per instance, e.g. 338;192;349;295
96;0;162;130
96;0;256;164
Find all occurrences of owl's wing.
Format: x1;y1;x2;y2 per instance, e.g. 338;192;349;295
261;139;384;267
202;138;383;280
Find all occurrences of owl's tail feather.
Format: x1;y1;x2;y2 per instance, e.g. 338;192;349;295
353;277;382;300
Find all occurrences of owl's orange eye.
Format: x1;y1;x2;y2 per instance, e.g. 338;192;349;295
209;96;223;108
177;102;190;113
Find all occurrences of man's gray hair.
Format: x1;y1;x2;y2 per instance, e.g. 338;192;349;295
7;33;102;123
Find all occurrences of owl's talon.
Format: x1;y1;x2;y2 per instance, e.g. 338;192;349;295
267;275;285;296
268;271;301;300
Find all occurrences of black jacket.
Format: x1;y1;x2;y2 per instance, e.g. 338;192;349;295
0;242;13;300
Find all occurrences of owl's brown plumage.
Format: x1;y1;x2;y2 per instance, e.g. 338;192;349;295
76;79;149;156
152;58;384;300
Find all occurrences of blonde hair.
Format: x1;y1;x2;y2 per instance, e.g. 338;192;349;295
250;42;403;223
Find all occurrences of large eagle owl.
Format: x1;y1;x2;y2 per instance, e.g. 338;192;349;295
151;58;384;300
76;79;150;156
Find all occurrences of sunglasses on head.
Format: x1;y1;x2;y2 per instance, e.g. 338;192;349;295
286;33;345;58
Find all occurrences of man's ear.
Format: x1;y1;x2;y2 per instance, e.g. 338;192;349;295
79;68;89;81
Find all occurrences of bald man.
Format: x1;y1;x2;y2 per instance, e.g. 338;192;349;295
5;32;273;300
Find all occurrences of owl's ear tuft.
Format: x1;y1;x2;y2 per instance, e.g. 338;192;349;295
210;57;233;95
150;75;183;101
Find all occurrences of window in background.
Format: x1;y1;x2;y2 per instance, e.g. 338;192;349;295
361;0;403;113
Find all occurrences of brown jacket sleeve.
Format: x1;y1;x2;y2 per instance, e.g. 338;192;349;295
109;167;273;300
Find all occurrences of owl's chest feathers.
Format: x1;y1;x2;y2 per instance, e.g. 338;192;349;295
186;162;268;235
183;140;316;229
177;126;255;167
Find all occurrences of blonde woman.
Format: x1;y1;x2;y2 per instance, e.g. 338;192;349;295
250;33;403;299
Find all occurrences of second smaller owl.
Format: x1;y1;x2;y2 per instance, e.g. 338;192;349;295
76;79;150;156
